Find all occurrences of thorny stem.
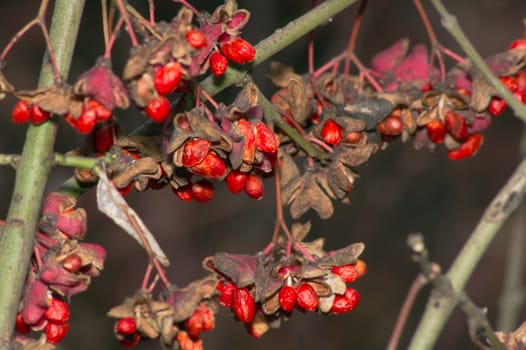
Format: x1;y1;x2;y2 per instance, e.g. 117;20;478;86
0;153;111;170
0;1;85;348
428;0;526;121
114;0;139;47
408;156;526;349
387;275;427;350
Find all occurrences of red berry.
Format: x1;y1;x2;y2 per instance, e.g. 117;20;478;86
15;313;30;334
244;174;264;200
232;287;256;323
236;119;256;163
343;132;364;144
182;138;211;167
378;114;403;136
331;264;360;283
45;321;70;344
176;331;203;350
154;62;183;95
209;52;228;77
321;119;343;146
225;170;248;194
426;119;447;144
144;95;171;122
173;184;193;202
255;121;280;153
330;288;360;314
189;151;227;179
488;96;507;116
30;104;51;125
515;71;526;92
191;180;214;203
500;76;519;93
448;133;484;161
86;99;112;122
185;29;207;49
278;285;298;312
115;317;137;335
444;111;468;141
12;100;31;124
509;39;526;51
119;333;141;348
221;38;255;65
94;123;115;152
75;107;97;134
62;254;82;273
199;304;215;331
219;282;236;307
44;297;70;323
117;181;135;196
296;283;319;312
185;309;204;339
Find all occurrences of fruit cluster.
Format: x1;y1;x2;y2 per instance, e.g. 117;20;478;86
12;193;105;346
108;276;218;350
204;240;366;338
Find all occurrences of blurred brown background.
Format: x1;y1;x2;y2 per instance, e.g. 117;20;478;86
1;0;526;349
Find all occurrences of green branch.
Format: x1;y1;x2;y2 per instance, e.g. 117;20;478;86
408;156;526;349
200;0;359;96
0;1;85;348
0;153;108;169
429;0;526;121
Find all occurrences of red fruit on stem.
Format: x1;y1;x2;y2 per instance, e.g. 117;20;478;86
378;114;403;136
296;283;319;312
115;317;137;335
12;100;31;124
509;39;526;51
426;119;447;144
225;170;248;194
45;322;70;344
189;151;227;179
119;333;141;348
199;304;215;331
62;254;82;273
500;76;519;93
321;119;343;146
44;297;70;323
444;111;468;141
515;71;526;92
185;29;207;49
94;123;115;153
86;99;112;122
219;282;236;307
144;95;171;122
278;285;298;312
154;62;183;95
15;313;30;334
232;288;256;323
191;180;214;203
221;38;255;64
448;133;484;161
488;97;507;116
176;331;203;350
244;174;264;200
515;90;526;104
236;119;256;163
75;108;97;134
117;181;135;196
331;264;360;283
255;121;280;153
182;138;211;167
185;309;204;339
209;52;228;77
173;184;193;202
30;104;51;125
330;288;360;314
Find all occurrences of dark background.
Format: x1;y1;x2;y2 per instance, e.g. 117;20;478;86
1;0;525;349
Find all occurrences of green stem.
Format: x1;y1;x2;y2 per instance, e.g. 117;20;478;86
0;153;108;169
0;1;85;348
429;0;526;121
408;156;526;349
200;0;359;96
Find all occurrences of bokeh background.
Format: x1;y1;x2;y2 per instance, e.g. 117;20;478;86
1;0;526;349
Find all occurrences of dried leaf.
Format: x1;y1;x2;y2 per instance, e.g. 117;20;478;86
96;171;169;266
342;99;393;129
204;253;257;287
291;221;311;242
319;242;365;267
284;171;334;219
268;61;300;88
495;321;526;350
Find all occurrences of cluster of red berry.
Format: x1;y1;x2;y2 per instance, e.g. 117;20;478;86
12;193;105;347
